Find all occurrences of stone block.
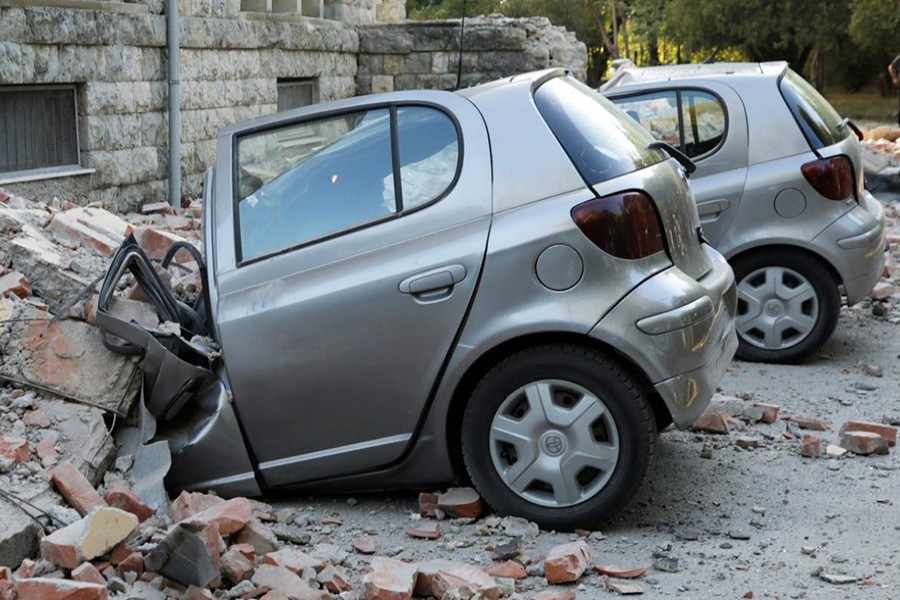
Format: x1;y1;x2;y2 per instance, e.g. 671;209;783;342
80;115;142;151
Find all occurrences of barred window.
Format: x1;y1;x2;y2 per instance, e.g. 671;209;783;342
0;86;80;176
277;79;318;112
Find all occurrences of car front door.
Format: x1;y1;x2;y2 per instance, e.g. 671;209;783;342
210;94;492;488
608;83;748;247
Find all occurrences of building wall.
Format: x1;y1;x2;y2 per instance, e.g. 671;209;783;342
1;4;585;212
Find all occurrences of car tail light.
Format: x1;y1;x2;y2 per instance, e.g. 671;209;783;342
801;156;854;201
570;191;665;259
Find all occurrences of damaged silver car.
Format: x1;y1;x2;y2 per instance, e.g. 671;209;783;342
97;69;738;529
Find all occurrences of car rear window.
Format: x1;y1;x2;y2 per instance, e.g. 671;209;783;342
534;77;666;186
779;69;848;150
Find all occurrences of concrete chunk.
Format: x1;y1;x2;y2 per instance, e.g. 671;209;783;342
40;507;139;569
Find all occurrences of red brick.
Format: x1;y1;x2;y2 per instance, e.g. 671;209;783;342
133;227;188;261
229;543;256;563
141;202;175;215
735;436;760;449
71;563;106;586
22;409;50;427
413;559;456;597
545;540;592;584
436;487;483;519
196;521;226;569
185;586;215;600
604;575;644;595
406;521;440;540
801;435;822;458
170;491;224;522
594;565;647;579
16;578;109;600
484;560;527;579
261;548;325;574
83;295;159;330
752;403;780;424
841;421;897;446
103;485;156;522
15;559;36;579
180;497;252;536
0;436;29;464
791;417;827;431
533;592;575;600
51;463;107;516
40;507;138;569
691;412;730;434
317;564;351;594
48;207;133;257
353;537;376;555
0;271;31;298
841;431;889;456
221;546;254;585
251;564;328;600
418;492;438;517
432;564;500;600
116;552;143;580
364;557;418;600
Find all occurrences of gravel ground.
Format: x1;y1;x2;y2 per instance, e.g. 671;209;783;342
268;306;900;600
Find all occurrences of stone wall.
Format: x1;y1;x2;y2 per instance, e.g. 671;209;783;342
357;16;587;95
1;6;585;211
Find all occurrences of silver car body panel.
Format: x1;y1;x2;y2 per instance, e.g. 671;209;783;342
602;61;885;305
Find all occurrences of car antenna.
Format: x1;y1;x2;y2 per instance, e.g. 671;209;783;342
454;0;467;90
703;41;723;64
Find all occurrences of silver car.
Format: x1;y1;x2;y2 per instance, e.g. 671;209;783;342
98;70;737;529
602;61;886;363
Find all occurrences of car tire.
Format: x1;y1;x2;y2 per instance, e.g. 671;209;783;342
460;344;656;530
732;251;840;364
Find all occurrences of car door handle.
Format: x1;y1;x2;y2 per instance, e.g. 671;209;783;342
399;264;467;295
697;199;731;217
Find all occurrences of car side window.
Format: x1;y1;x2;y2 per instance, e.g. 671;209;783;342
235;106;460;262
679;91;726;158
612;91;681;148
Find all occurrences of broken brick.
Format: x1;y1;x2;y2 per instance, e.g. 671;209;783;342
0;436;29;464
221;546;254;585
103;485;156;522
84;295;160;330
735;436;760;449
432;563;500;600
251;564;328;600
544;540;592;584
870;281;896;300
261;548;325;573
133;227;188;261
691;412;730;434
116;552;144;580
753;403;780;424
0;271;31;298
185;586;215;600
51;463;107;516
484;560;527;579
604;575;644;595
418;492;438;517
71;563;106;586
15;560;36;579
406;521;440;540
40;507;138;569
234;519;280;555
48;207;133;257
143;523;219;588
22;408;50;428
594;565;647;579
364;556;418;600
353;537;376;555
169;491;225;522
790;417;827;431
840;421;897;446
15;578;109;600
801;435;821;458
413;559;456;597
317;564;351;594
181;497;252;536
436;487;483;519
141;202;175;215
841;431;889;456
532;592;576;600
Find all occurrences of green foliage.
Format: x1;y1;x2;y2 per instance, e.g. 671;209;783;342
849;0;900;56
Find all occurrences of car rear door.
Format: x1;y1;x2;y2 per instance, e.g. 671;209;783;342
210;93;492;488
607;82;749;247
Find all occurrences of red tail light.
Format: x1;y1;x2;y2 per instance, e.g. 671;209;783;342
570;191;665;259
801;156;854;201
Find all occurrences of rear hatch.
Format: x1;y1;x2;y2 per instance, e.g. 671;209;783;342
779;68;865;201
533;75;712;279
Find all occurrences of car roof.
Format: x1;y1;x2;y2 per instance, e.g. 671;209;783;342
602;60;788;91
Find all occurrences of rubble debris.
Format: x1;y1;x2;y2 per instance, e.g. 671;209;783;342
801;435;822;458
251;563;329;600
818;571;859;584
0;435;29;464
364;556;418;600
435;487;483;519
532;592;575;600
840;420;897;446
40;506;139;569
431;563;500;600
862;363;884;377
51;463;107;516
544;540;592;584
235;519;281;555
840;431;889;456
0;270;31;299
735;436;760;449
143;523;219;588
417;492;438;517
406;521;440;540
652;557;680;573
594;565;647;579
15;577;109;600
826;444;848;458
691;412;730;434
484;560;527;579
753;403;780;424
604;575;645;595
71;562;106;585
353;536;376;555
102;484;156;522
788;417;827;431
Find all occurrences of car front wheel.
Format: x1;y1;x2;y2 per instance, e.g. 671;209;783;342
732;252;840;364
460;344;656;530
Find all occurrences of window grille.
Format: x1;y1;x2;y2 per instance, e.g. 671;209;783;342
0;86;80;175
277;79;318;112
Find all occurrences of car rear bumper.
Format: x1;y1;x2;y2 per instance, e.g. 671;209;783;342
589;245;738;428
811;190;885;305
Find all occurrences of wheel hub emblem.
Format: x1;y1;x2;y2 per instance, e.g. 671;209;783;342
764;299;783;317
542;433;566;456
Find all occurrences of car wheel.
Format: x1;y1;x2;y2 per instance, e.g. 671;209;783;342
460;345;656;530
732;252;840;364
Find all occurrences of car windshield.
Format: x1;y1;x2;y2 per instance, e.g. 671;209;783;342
533;76;666;187
779;69;848;150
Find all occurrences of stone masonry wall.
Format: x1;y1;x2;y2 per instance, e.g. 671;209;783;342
357;16;587;95
1;7;584;212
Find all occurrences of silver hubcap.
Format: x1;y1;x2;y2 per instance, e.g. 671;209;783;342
489;379;620;508
736;266;818;351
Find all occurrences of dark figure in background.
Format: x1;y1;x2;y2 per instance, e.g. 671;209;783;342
890;54;900;126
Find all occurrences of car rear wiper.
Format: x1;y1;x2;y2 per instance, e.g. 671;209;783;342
648;141;697;176
837;117;864;141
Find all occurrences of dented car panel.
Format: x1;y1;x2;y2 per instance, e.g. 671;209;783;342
97;69;738;526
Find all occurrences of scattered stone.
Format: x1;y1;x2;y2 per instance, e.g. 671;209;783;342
604;575;645;595
40;507;138;569
353;537;376;555
790;417;827;431
652;557;680;573
262;548;325;574
729;531;751;541
169;491;224;522
840;420;897;446
414;559;456;597
826;444;848;458
840;431;889;456
742;406;766;423
691;412;730;434
222;546;255;585
752;403;779;423
432;563;500;600
364;556;418;600
143;523;219;588
0;435;28;464
406;521;440;540
544;540;592;584
818;572;859;584
484;560;527;579
435;488;483;519
317;564;352;594
862;364;884;377
181;497;253;535
490;537;522;561
71;562;106;586
735;436;760;449
235;519;280;555
801;435;821;458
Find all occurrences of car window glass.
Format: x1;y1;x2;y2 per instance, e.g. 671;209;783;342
236;109;395;261
385;106;459;209
779;69;847;150
679;91;726;158
611;91;681;149
534;77;666;187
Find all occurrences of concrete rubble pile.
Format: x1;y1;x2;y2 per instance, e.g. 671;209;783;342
861;126;900;195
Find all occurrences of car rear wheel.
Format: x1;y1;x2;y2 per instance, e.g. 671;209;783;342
732;252;840;364
460;344;656;530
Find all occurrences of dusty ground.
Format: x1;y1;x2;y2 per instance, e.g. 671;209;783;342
269;304;900;599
